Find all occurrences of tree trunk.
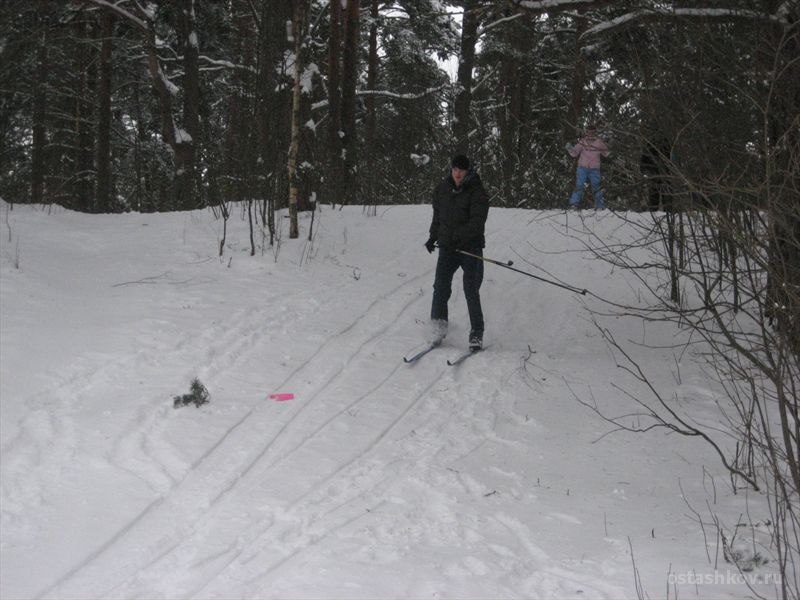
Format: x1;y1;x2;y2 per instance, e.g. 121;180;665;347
327;0;343;207
74;15;95;211
118;2;192;212
364;0;378;215
95;10;113;212
31;9;48;204
256;0;288;244
131;79;148;211
177;0;200;210
497;11;529;206
453;0;480;153
340;0;361;205
565;10;587;139
287;0;307;238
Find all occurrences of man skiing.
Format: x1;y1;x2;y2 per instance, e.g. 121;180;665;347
424;154;490;351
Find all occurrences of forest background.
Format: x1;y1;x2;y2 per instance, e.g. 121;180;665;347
0;1;795;221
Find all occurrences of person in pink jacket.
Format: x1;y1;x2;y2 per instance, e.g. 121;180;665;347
566;125;610;209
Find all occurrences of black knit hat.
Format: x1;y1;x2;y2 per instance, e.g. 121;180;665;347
451;154;470;170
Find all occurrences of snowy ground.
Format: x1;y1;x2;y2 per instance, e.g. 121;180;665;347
0;201;782;599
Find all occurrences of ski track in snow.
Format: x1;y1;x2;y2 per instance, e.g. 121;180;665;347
6;207;767;599
22;216;617;599
35;263;440;598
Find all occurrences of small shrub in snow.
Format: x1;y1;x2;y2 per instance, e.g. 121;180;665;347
173;378;210;408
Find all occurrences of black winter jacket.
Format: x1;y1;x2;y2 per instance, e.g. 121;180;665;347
428;170;489;250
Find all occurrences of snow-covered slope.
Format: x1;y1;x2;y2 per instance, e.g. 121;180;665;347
0;202;779;598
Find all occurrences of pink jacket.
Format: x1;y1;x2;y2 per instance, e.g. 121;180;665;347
569;135;609;169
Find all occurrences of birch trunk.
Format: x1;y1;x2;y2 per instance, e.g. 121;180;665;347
287;0;307;239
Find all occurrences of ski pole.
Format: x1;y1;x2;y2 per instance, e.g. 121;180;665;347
456;249;587;295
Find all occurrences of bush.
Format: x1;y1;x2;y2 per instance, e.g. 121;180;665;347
173;378;210;409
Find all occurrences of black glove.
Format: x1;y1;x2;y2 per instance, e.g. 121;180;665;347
452;235;462;251
425;238;436;253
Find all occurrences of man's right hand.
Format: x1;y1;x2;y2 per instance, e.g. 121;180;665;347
425;238;436;253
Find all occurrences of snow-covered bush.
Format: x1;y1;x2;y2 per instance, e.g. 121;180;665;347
173;378;210;409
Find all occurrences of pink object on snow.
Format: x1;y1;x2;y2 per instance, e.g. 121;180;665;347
269;393;295;401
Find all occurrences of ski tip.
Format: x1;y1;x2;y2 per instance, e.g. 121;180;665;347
447;345;488;366
403;341;442;364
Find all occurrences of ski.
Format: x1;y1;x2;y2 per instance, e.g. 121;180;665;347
447;345;486;366
403;340;442;363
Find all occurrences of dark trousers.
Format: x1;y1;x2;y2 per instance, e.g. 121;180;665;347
431;248;484;334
